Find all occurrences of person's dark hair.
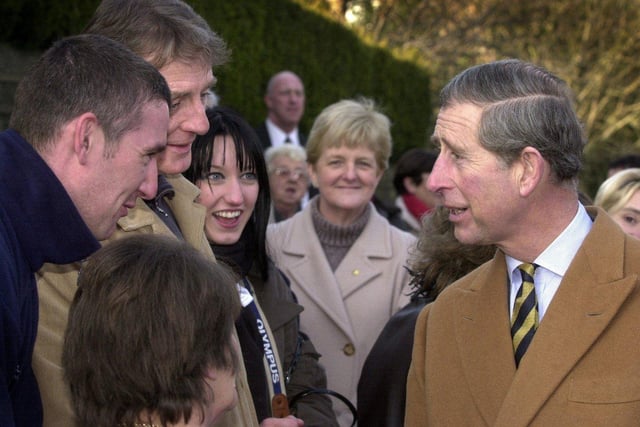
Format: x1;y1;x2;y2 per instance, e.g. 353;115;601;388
184;106;271;280
9;33;170;155
438;59;586;186
62;234;241;427
608;154;640;173
392;148;438;194
407;206;496;298
84;0;229;70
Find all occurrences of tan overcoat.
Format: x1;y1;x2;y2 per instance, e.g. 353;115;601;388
406;207;640;426
34;175;259;427
268;203;415;427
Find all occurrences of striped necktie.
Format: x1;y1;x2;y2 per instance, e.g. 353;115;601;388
511;263;538;367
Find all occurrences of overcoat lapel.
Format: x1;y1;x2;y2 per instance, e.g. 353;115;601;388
334;212;390;299
456;251;516;425
116;175;204;241
117;197;161;232
166;174;207;247
279;210;354;340
494;210;637;426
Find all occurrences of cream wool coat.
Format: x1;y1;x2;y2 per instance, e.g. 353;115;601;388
267;203;415;427
34;175;259;427
406;208;640;426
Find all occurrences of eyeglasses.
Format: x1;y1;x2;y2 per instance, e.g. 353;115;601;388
272;167;308;181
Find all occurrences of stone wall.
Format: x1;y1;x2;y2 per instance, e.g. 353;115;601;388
0;44;40;129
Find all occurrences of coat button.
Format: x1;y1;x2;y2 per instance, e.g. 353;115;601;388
343;343;355;356
352;269;360;276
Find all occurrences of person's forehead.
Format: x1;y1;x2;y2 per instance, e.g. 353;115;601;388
274;75;303;91
433;103;482;143
159;60;215;92
273;155;305;167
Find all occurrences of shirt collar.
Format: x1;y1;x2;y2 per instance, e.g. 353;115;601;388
266;118;299;146
506;203;593;278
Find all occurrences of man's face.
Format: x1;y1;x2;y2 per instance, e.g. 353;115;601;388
427;103;522;247
81;101;169;240
265;73;305;131
157;60;215;175
406;172;439;208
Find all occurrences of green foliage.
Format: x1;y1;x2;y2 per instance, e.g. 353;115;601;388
0;0;432;163
328;0;640;197
1;0;98;49
192;0;432;161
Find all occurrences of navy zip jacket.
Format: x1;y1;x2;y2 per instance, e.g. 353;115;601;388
0;129;99;427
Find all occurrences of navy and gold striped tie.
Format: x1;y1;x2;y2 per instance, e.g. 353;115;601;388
511;263;538;367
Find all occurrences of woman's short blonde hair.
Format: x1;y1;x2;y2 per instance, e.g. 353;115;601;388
594;167;640;214
306;97;392;171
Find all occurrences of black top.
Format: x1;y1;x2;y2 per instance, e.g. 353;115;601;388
357;294;433;427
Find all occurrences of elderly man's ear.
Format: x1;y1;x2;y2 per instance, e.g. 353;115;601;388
515;146;545;197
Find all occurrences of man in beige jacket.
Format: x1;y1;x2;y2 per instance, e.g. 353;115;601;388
33;1;302;426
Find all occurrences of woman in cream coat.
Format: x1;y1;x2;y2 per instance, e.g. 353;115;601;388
267;98;415;427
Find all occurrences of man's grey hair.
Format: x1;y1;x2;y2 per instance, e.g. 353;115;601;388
439;59;586;185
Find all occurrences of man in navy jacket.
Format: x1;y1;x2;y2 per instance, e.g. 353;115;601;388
0;33;170;426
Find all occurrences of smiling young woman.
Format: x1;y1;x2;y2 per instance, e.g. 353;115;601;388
184;106;337;427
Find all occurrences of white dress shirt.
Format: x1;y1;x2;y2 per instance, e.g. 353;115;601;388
506;203;593;321
265;119;301;147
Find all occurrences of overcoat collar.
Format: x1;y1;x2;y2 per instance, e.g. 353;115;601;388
277;203;394;339
455;207;637;426
117;174;206;246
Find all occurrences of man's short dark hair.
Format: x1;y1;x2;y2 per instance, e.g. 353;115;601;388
393;148;438;194
9;34;171;155
608;154;640;172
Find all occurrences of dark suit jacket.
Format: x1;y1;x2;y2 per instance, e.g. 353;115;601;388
406;207;640;426
255;121;306;151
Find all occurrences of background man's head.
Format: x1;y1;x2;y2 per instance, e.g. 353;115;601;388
264;70;305;134
607;153;640;178
10;33;171;240
393;148;439;208
85;0;230;175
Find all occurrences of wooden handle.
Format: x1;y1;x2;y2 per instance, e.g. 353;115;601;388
271;393;290;418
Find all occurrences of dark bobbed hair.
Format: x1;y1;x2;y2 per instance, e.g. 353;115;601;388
608;154;640;172
62;234;241;427
438;59;586;185
84;0;229;70
392;148;438;194
407;206;497;298
9;34;170;155
184;106;271;280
